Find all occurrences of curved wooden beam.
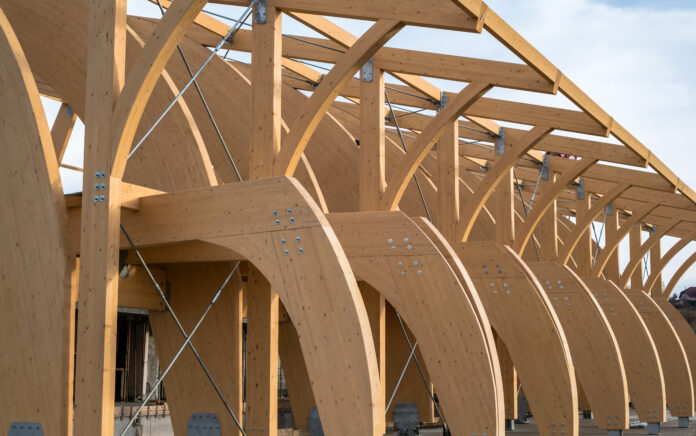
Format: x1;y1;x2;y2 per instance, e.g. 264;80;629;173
120;176;383;436
380;82;492;210
513;158;597;255
111;0;208;178
529;263;629;430
590;203;657;277
618;219;681;288
273;19;403;176
0;7;72;434
645;237;692;294
558;183;630;265
457;125;554;242
328;211;503;436
456;241;578;436
582;278;666;423
626;291;694;417
664;250;696;298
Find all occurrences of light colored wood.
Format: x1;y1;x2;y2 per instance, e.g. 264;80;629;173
359;65;386;211
328;211;503;436
528;263;629;430
116;265;167;310
494;332;517;420
581;278;666;423
625;291;694;417
278;304;316;430
437;121;460;240
358;282;386;433
149;264;244;435
663;250;696;298
620;220;680;288
654;299;696;416
573;194;593;276
382;82;492;210
246;263;279;436
74;0;125;434
111;0;207;178
514;158;597;255
496;169;516;246
604;210;622;283
591;204;658;277
250;5;282;179
629;224;644;289
0;8;72;434
645;237;692;294
456;241;578;436
457;126;554;241
51;102;77;163
650;240;662;295
274;19;403;176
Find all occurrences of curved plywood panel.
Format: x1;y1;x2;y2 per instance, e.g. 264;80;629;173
455;241;578;436
655;299;696;412
625;291;694;417
582;278;666;423
528;263;628;430
0;6;73;435
121;176;381;436
327;211;503;436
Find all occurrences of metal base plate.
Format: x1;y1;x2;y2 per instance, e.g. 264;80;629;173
678;417;690;428
506;419;515;431
8;423;43;436
607;430;622;436
647;422;661;434
187;413;220;436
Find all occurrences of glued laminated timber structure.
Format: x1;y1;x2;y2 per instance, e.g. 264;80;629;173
1;0;696;435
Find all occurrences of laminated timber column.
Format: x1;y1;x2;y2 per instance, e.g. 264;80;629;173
437;121;459;241
359;60;387;432
248;4;282;435
604;209;621;283
650;240;662;294
74;1;125;435
629;225;643;289
574;185;593;276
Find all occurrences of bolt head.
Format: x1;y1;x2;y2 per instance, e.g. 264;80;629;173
413;260;419;266
283;249;289;255
100;172;106;177
296;236;301;242
407;245;412;250
388;238;393;243
290;217;295;222
299;248;304;253
93;196;99;202
287;208;292;213
100;183;106;189
281;238;286;244
275;219;280;224
417;270;422;275
95;171;101;178
273;210;277;216
99;195;105;202
94;183;100;189
404;238;409;243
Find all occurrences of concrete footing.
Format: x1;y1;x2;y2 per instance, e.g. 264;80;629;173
647;422;661;435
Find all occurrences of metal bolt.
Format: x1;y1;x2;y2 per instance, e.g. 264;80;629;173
388;238;393;243
299;248;304;253
506;290;511;295
290;217;295;222
100;171;105;177
281;238;286;244
94;183;100;190
287;208;292;213
397;262;403;267
283;249;289;255
404;238;409;243
93;196;99;203
100;183;106;189
99;195;105;202
296;236;301;242
407;245;412;250
95;171;101;178
273;210;277;216
417;270;422;275
401;271;406;277
413;260;419;266
275;219;280;224
503;283;508;287
391;246;396;251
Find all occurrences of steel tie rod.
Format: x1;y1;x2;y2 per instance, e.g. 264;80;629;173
128;1;256;159
120;224;246;436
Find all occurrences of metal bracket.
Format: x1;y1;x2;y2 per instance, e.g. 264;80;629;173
607;430;623;436
361;58;373;82
308;407;324;436
678;417;690;428
540;155;549;180
495;127;505;155
8;423;43;436
647;422;661;435
576;178;585;200
187;413;220;436
439;91;448;112
606;203;614;216
66;106;74;118
254;0;267;24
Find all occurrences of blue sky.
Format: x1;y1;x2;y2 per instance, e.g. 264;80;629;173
48;0;696;295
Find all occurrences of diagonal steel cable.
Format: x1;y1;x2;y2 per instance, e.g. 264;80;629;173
155;0;243;181
120;224;246;436
128;1;255;159
592;205;609;266
513;168;541;261
385;339;419;413
393;307;449;430
384;90;432;221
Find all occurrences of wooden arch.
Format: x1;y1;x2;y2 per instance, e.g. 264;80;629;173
618;220;681;288
664;251;696;297
645;237;693;294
